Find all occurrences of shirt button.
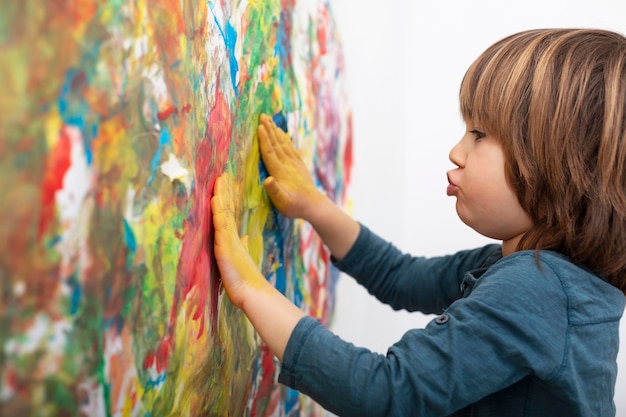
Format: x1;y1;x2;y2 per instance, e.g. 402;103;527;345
435;314;449;324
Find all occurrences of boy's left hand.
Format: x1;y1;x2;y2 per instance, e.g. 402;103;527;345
211;173;270;308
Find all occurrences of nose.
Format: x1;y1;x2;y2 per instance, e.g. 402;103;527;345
448;139;464;168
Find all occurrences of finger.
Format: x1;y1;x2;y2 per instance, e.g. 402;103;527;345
267;118;302;162
211;193;234;230
261;116;291;159
213;174;233;213
274;126;300;160
212;174;239;235
258;124;283;169
263;176;289;206
260;115;303;166
212;176;225;212
212;206;242;255
211;196;229;234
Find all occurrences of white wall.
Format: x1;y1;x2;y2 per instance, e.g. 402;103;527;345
331;0;626;413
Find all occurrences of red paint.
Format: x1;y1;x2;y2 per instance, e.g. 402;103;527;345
141;338;170;374
343;112;353;197
143;350;155;370
316;5;329;55
157;105;178;121
250;345;276;417
38;126;73;239
263;389;281;417
170;77;233;346
155;337;170;373
204;82;234;333
300;232;331;322
156;101;192;121
318;244;331;322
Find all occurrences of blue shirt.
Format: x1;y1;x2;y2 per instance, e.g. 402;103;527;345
278;225;625;416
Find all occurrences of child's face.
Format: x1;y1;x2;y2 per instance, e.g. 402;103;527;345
447;119;533;255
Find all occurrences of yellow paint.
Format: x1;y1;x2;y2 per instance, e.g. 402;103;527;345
139;199;181;334
129;2;146;40
95;117;140;185
44;109;63;150
179;33;187;55
237;127;272;274
214;172;270;294
121;394;134;417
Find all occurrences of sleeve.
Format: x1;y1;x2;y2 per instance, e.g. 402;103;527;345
333;224;502;313
279;253;569;417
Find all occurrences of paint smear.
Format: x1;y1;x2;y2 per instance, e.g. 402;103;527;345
0;0;352;415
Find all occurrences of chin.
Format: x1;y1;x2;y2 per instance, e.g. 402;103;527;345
455;210;501;240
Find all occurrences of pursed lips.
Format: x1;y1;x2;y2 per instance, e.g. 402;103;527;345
446;172;459;196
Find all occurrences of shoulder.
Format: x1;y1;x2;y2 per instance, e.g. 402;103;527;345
477;250;624;323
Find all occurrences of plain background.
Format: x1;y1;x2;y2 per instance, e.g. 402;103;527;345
330;0;626;413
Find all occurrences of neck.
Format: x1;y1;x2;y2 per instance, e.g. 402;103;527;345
501;232;526;256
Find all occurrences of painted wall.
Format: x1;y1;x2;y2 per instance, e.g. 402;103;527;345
331;0;626;414
0;1;351;416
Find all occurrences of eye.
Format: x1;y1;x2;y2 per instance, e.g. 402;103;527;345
469;129;486;141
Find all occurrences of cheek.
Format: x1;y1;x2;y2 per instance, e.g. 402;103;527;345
464;164;507;204
454;169;522;229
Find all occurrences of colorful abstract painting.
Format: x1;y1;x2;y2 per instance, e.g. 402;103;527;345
0;0;352;415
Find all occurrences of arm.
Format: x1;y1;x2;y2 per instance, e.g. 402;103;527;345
257;114;359;260
279;253;569;417
335;224;502;313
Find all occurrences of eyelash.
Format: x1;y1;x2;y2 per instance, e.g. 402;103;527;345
469;129;486;140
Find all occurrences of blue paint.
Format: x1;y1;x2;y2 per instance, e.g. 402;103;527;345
257;114;286;185
272;111;288;133
149;128;172;185
123;218;137;269
248;348;262;399
67;273;81;315
224;21;239;95
290;258;304;308
57;68;97;164
145;372;167;388
261;210;290;296
274;8;292;87
274;212;292;296
284;387;300;414
271;260;287;296
46;235;63;249
87;120;99;165
258;159;269;183
58;69;87;129
209;3;239;95
122;219;137;252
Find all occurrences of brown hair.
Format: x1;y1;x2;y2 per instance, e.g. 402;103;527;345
460;28;626;293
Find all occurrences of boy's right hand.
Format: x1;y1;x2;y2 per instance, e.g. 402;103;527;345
258;114;325;221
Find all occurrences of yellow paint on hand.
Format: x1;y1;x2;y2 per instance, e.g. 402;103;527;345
212;173;273;308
